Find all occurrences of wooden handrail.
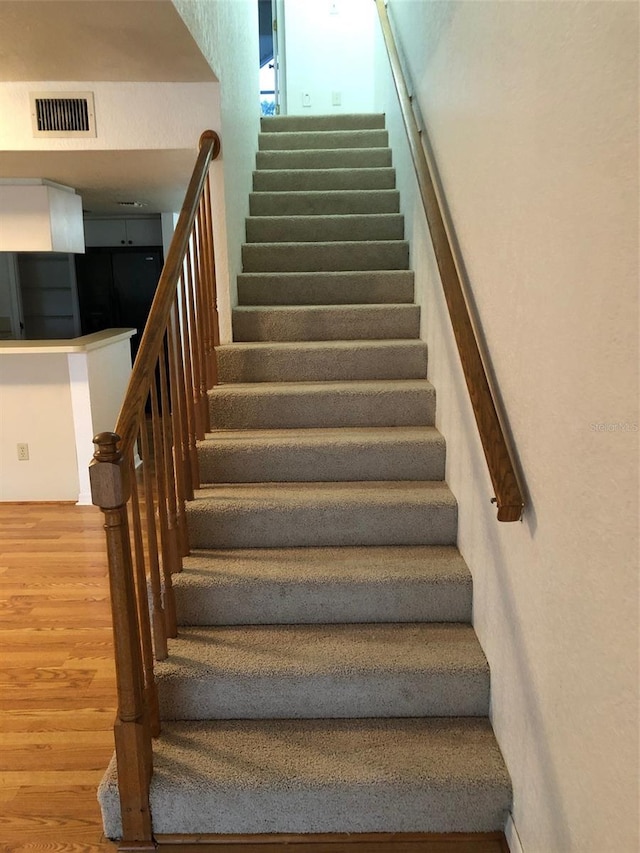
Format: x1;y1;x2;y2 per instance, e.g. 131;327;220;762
89;130;221;847
115;130;221;454
375;0;524;522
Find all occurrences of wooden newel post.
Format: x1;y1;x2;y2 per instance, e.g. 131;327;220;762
90;432;154;845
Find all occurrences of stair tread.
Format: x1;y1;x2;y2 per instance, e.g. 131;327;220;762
157;622;486;678
193;480;454;502
99;717;511;835
181;544;469;584
174;546;471;626
218;338;423;351
202;425;442;444
211;378;434;392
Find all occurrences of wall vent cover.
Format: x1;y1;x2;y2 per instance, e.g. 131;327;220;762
30;92;96;137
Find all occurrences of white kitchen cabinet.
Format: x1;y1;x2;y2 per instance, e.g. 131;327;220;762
83;217;163;247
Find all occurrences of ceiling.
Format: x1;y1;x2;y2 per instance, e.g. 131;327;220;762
0;1;216;82
0;1;218;215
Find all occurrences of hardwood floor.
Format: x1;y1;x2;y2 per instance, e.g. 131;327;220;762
0;502;117;853
0;502;509;853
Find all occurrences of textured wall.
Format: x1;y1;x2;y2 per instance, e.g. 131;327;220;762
0;81;219;150
283;0;376;115
172;0;260;341
375;2;639;851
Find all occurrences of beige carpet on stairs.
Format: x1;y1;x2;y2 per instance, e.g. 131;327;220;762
98;112;511;840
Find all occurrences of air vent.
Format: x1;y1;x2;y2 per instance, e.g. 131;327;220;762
30;92;96;137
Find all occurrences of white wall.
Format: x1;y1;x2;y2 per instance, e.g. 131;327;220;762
375;2;639;852
172;0;261;342
0;353;80;500
0;81;220;151
283;0;376;115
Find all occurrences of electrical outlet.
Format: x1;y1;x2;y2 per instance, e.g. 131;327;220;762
302;92;311;108
332;91;342;106
17;443;29;461
329;1;339;14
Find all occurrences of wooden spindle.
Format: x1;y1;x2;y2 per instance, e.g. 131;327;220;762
167;304;191;557
178;271;200;487
89;432;153;844
203;170;220;384
139;414;168;661
150;378;177;638
127;446;161;739
158;343;182;574
184;247;206;441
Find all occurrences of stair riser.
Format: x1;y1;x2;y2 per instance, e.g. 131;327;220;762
245;214;404;243
174;580;471;626
232;305;420;341
256;148;392;169
157;671;488;720
209;385;436;429
237;271;414;305
242;241;409;272
261;114;386;132
258;129;388;150
250;190;400;216
198;438;445;483
218;343;427;382
253;169;396;192
187;501;457;549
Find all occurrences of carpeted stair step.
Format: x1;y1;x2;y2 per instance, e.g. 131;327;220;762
232;304;419;341
154;622;489;720
237;271;414;305
174;545;471;626
186;481;457;549
242;240;409;272
99;717;512;836
217;340;426;383
245;214;404;243
197;426;444;483
258;129;388;151
250;189;400;216
253;168;396;192
261;113;386;132
256;147;392;170
209;379;436;430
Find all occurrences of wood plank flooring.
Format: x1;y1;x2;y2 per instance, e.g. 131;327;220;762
0;502;117;853
0;502;508;853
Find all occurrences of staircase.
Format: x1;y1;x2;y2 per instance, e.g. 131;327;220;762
99;114;511;840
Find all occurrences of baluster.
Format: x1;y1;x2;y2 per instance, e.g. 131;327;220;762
184;247;206;442
89;432;153;844
150;376;178;638
195;207;214;391
203;170;220;382
127;443;161;738
157;343;182;574
179;270;200;487
191;227;211;431
167;303;191;556
139;412;168;661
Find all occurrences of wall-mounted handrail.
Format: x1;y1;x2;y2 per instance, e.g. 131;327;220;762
89;130;221;846
375;0;524;522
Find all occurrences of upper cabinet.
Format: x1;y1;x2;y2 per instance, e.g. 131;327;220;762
84;217;163;248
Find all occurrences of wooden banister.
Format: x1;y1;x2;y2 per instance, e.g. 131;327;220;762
90;131;221;847
375;0;525;522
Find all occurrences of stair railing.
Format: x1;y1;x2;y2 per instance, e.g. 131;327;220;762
89;130;221;845
375;0;525;522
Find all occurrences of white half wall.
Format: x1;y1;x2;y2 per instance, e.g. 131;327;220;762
172;0;261;341
283;0;377;115
375;2;639;852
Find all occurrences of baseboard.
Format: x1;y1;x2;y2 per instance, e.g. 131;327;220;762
504;815;524;853
153;832;509;851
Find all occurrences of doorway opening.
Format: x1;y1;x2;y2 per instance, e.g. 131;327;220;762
258;0;285;116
